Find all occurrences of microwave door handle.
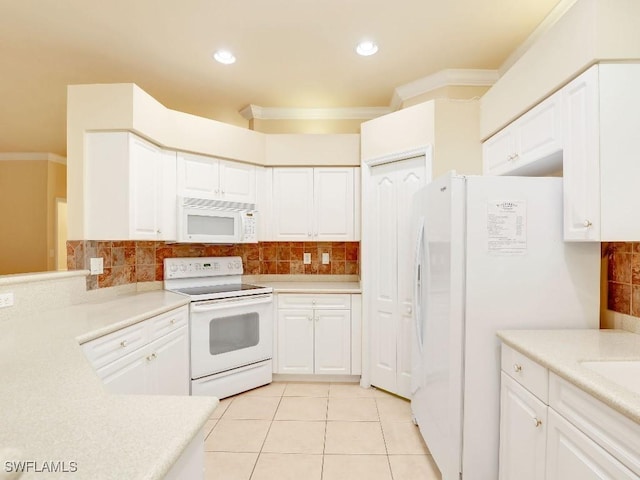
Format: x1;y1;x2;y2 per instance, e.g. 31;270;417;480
191;295;273;313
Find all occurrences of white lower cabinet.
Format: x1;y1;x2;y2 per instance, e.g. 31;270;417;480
276;294;358;376
499;344;640;480
546;409;637;480
499;373;547;480
83;306;190;396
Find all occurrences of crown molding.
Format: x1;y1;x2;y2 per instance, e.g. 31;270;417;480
0;152;66;164
239;104;391;121
391;69;499;109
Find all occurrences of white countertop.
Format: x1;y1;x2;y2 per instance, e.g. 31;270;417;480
0;290;218;480
498;329;640;423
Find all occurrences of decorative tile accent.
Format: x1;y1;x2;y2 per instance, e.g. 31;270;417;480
66;240;360;290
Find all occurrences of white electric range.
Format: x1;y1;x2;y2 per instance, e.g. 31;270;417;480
164;256;273;399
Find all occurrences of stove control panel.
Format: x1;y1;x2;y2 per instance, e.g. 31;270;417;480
164;256;244;279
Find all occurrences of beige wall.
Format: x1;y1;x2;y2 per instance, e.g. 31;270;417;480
0;158;66;275
0;161;48;274
47;161;67;270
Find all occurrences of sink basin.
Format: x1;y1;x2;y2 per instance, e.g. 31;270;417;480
580;360;640;396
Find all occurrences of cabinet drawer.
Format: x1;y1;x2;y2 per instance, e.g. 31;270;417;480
82;321;147;369
549;372;640;476
501;344;548;403
148;306;189;341
278;294;351;310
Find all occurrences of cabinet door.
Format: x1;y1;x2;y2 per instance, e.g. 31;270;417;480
498;373;547;480
562;66;600;241
148;326;190;396
272;168;314;240
314;309;351;375
313;168;354;240
546;409;638;480
177;153;220;199
96;347;150;395
219;160;256;204
277;309;314;374
516;91;563;171
482;128;516;175
129;135;161;240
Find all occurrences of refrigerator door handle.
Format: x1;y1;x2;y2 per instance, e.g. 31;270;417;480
413;217;425;354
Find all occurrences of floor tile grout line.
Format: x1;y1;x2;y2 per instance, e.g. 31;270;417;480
248;386;286;479
374;394;396;480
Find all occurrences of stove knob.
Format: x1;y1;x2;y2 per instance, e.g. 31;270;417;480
180;265;186;272
227;262;233;270
170;265;178;272
235;261;241;269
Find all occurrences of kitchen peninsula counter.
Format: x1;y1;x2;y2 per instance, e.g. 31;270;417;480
0;289;217;480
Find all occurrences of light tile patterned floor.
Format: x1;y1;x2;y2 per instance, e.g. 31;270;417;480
203;382;442;480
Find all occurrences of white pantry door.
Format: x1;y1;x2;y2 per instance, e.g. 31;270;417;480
369;156;428;398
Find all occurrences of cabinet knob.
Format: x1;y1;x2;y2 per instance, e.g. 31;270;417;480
170;319;176;325
308;232;312;237
315;316;319;322
215;189;220;194
146;352;157;362
307;316;313;321
513;363;522;373
533;417;542;428
407;306;412;314
156;229;161;234
120;340;128;348
583;220;592;228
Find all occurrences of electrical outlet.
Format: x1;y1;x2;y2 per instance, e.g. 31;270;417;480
90;257;104;275
303;252;312;265
322;252;330;265
0;293;14;308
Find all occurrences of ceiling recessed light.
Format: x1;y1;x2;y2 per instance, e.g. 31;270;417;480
213;50;236;65
356;41;378;57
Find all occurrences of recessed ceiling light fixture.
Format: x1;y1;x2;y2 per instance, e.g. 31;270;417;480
213;50;236;65
356;40;378;56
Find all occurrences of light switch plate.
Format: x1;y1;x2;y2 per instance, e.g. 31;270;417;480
322;252;330;265
303;252;312;265
90;257;104;275
0;293;14;308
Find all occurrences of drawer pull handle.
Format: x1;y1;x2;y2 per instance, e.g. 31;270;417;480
513;364;522;373
170;319;176;325
583;220;592;228
308;316;313;322
533;417;542;428
146;353;157;362
120;340;128;348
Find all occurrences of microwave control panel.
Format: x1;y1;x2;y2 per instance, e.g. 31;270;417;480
242;212;257;243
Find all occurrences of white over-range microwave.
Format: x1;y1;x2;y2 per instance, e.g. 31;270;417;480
177;196;258;243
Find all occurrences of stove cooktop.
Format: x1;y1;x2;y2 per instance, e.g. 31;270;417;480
172;284;267;296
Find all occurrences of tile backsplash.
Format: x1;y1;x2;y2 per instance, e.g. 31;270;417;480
67;241;359;290
605;242;640;317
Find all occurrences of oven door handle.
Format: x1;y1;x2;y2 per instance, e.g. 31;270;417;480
191;294;273;312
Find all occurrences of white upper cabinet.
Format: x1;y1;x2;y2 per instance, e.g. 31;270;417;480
270;167;358;241
177;152;256;204
483;90;563;176
563;63;640;241
85;131;176;241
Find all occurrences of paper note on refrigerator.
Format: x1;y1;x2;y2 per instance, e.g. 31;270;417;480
487;200;526;255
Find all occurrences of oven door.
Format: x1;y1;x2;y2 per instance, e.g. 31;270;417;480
190;294;273;379
179;206;242;243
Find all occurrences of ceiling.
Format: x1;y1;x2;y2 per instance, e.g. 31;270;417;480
0;0;563;156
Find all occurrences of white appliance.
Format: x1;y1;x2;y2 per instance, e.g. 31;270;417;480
411;172;600;480
177;196;258;243
164;256;273;399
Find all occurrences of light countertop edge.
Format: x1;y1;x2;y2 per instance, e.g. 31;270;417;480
497;329;640;424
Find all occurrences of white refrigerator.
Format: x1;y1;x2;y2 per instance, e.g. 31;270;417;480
410;172;600;480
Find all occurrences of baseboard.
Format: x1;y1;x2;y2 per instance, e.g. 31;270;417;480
272;374;361;383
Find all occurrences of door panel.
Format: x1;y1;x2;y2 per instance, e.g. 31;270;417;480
314;309;351;374
277;309;314;374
